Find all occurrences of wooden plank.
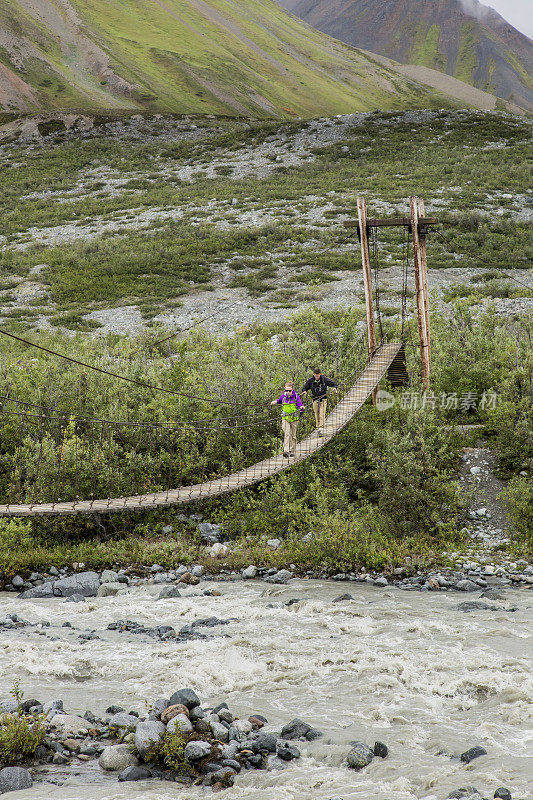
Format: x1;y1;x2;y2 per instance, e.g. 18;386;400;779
410;196;430;389
0;343;401;517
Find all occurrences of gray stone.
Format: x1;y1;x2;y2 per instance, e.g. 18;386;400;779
266;538;281;550
457;601;499;612
460;745;487;763
97;582;124;597
50;714;89;735
333;593;353;602
266;754;287;770
255;732;277;752
191;565;204;577
0;700;18;714
20;582;55;599
455;580;479;592
149;698;170;720
374;576;388;587
64;593;86;603
11;575;24;589
265;569;292;584
217;708;234;724
198;522;221;542
280;718;310;740
118;766;152;781
242;565;257;579
157;585;182;600
134;721;165;759
184;740;212;761
189;706;206;722
166;714;193;734
447;789;482;800
169;688;200;709
101;569;120;583
99;745;139;771
494;789;512;800
108;712;139;730
347;741;374;770
43;699;63;716
373;741;388;758
54;571;100;597
276;743;300;760
208;766;236;784
0;767;32;792
210;721;229;742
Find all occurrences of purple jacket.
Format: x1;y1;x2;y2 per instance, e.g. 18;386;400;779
275;390;304;420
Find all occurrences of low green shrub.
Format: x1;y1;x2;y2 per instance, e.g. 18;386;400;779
500;476;533;554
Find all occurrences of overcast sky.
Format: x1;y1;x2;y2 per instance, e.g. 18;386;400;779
486;0;533;39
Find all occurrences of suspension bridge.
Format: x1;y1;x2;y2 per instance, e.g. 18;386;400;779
0;196;435;517
0;342;401;516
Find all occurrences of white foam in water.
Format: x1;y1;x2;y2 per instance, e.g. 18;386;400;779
0;580;530;799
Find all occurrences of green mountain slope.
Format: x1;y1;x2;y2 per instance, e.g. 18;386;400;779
279;0;533;111
0;0;494;116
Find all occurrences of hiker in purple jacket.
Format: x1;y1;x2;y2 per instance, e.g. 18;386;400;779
270;381;305;458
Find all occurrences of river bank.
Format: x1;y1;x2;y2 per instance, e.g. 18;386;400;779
0;578;530;800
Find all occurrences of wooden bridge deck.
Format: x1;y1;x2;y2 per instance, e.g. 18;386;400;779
0;342;401;516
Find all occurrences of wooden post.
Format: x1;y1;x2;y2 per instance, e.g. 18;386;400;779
357;197;377;357
357;197;377;404
417;197;431;370
410;196;430;389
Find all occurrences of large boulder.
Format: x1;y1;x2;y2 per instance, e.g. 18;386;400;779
0;767;32;792
347;742;374;770
54;571;100;597
134;721;165;759
99;745;139;771
280;718;310;740
49;714;90;736
169;688;200;709
20;582;55;599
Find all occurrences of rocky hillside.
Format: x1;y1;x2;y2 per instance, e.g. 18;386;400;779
280;0;533;111
0;0;480;118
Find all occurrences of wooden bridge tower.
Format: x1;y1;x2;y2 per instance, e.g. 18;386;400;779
345;196;435;391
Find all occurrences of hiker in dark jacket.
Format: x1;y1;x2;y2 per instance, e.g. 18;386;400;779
301;368;337;436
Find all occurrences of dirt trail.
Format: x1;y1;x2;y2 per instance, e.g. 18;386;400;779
460;444;511;557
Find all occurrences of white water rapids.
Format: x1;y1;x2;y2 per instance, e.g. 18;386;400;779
0;580;531;800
